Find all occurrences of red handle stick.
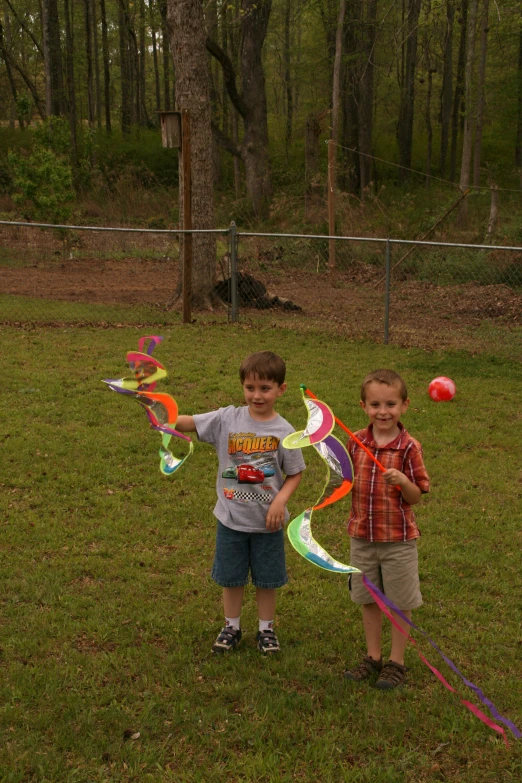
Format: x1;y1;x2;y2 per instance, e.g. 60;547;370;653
304;387;401;489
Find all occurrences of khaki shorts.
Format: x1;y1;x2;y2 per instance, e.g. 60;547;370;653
349;537;422;610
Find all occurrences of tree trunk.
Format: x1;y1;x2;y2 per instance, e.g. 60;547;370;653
472;0;488;187
340;0;360;194
283;0;293;152
150;5;161;113
229;0;241;195
305;112;323;221
41;0;65;116
159;0;171;110
457;0;478;226
220;1;228;134
63;0;78;162
0;29;45;119
139;0;147;124
486;183;498;236
331;0;346;153
517;25;522;170
397;0;421;182
119;1;132;132
41;0;53;116
166;0;216;309
358;0;377;197
425;66;434;187
84;0;95;126
1;14;23;128
100;0;112;131
439;0;454;176
206;0;222;186
450;0;468;181
319;0;338;88
239;0;273;217
92;0;102;127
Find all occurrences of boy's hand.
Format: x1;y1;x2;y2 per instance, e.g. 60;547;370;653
266;497;286;531
383;468;422;505
383;468;406;487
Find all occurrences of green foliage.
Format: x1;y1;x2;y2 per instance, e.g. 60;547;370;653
15;93;32;125
33;116;73;156
8;145;74;223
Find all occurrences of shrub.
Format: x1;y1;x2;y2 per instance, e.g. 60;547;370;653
8;146;74;223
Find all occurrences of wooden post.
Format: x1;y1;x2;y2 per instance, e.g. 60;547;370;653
181;109;192;324
328;139;336;269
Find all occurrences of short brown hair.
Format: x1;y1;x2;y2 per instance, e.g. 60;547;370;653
239;351;286;385
360;369;408;401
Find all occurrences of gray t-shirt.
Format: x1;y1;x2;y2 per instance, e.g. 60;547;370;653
194;405;306;533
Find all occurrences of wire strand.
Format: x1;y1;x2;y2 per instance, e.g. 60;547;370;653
327;141;522;194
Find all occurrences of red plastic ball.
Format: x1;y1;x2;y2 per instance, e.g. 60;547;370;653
429;376;456;402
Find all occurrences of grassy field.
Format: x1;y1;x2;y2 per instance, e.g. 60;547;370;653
2;320;521;782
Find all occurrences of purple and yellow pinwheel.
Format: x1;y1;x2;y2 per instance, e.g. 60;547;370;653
283;387;360;574
103;335;193;475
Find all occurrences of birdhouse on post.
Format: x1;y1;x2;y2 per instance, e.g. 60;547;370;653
158;111;182;149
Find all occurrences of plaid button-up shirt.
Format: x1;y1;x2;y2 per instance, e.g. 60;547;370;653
347;424;430;542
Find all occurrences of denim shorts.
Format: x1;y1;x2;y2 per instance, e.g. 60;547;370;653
211;520;288;589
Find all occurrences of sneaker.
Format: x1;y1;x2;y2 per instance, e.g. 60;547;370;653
212;626;242;654
375;660;407;690
344;655;383;681
256;628;280;654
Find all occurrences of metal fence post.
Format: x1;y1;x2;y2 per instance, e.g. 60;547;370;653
229;221;238;322
384;239;391;345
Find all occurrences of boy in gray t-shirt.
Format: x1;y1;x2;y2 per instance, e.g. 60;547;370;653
176;351;305;655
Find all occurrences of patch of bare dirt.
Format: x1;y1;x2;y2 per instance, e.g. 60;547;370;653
1;255;520;354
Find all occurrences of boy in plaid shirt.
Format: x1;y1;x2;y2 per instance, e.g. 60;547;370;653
344;369;430;689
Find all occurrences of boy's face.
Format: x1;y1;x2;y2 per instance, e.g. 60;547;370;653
242;374;286;421
360;381;409;440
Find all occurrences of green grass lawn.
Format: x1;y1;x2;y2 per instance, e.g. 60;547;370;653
2;322;521;782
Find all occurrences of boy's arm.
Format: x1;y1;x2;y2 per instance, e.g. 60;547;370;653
383;469;422;505
266;472;303;531
175;415;197;433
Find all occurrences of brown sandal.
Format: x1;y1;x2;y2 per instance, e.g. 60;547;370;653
375;660;407;690
344;655;383;681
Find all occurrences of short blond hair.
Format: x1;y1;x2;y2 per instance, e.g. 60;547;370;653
360;369;408;402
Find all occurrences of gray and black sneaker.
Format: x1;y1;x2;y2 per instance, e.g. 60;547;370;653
256;628;280;654
212;626;242;654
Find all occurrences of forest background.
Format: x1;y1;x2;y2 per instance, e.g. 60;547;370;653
1;0;522;308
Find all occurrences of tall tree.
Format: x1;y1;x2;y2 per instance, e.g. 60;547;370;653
450;0;468;181
207;0;273;217
166;0;216;307
439;0;454;177
458;0;478;225
397;0;422;182
159;0;171;110
340;0;360;194
99;0;112;131
515;19;522;174
331;0;346;156
119;0;132;132
472;0;489;187
150;0;162;113
283;0;293;151
63;0;78;160
84;0;95;126
1;13;23;128
42;0;65;116
358;0;377;197
93;0;102;128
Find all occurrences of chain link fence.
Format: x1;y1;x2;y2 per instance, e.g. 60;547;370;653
1;220;521;351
